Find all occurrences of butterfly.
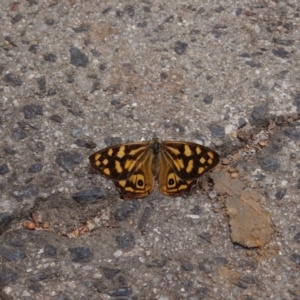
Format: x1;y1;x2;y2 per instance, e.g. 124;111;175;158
89;136;219;199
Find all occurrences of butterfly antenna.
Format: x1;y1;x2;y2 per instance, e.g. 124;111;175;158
132;118;152;141
134;118;143;127
164;117;173;128
160;109;187;140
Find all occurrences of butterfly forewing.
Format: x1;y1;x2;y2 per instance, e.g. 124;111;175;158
89;142;150;181
161;141;220;181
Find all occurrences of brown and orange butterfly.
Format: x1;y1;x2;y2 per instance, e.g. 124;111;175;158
89;136;219;199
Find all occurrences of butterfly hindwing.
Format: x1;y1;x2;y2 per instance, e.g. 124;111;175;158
114;150;155;199
158;149;197;196
89;142;150;181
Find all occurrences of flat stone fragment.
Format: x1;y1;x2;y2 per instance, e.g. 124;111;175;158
69;247;93;262
12;184;38;200
28;163;43;173
0;268;18;285
44;244;57;257
116;231;135;250
211;171;274;248
101;267;120;280
11;128;27;141
70;47;89;67
55;151;83;172
0;163;9;175
0;246;27;262
4;73;23;86
259;157;280;172
0;212;13;235
114;201;139;221
107;287;132;297
209;124;225;138
251;105;268;121
23;104;43;119
272;47;290;58
174;41;188;55
72;187;104;204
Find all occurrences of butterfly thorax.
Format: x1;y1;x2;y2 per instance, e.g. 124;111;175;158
150;137;161;178
150;137;161;155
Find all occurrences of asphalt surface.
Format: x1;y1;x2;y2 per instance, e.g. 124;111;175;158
1;1;300;299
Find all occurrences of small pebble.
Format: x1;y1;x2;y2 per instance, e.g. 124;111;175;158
208;191;217;200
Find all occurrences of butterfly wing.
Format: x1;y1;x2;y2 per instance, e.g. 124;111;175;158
158;149;197;196
158;141;219;196
89;141;155;199
162;141;219;180
114;149;155;199
89;141;150;181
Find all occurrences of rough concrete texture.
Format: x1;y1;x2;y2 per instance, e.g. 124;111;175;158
1;1;300;299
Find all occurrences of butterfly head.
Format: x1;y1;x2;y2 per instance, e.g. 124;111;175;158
150;136;161;155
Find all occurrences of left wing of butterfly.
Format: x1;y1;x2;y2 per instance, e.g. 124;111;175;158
89;141;155;198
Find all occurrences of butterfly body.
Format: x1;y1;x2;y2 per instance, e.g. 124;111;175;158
89;137;219;199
